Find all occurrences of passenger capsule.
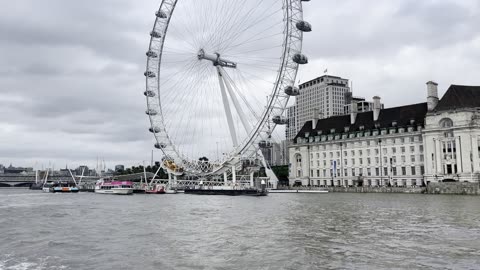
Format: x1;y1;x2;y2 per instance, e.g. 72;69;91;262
149;126;161;133
259;140;273;149
292;54;308;64
284;86;300;96
272;115;288;125
154;143;167;149
145;109;158;116
144;90;156;97
296;21;312;32
150;31;161;38
144;71;156;78
146;50;158;58
155;10;167;18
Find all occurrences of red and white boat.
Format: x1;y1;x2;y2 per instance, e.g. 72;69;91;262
95;179;134;195
145;184;166;194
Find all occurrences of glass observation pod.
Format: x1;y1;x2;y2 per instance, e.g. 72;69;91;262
145;109;158;116
272;115;288;125
259;140;273;149
155;10;167;18
292;54;308;64
144;71;156;78
150;31;161;38
242;159;260;167
154;143;167;149
144;90;156;97
296;21;312;32
149;126;161;133
146;50;158;58
284;86;300;96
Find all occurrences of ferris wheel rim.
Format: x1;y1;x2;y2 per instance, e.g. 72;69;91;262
144;0;305;176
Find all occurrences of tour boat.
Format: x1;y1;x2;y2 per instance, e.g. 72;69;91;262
94;179;134;195
49;181;79;193
42;182;55;193
145;184;166;194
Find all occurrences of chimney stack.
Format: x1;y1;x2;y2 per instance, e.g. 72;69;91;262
373;96;381;121
350;102;358;125
426;81;439;111
312;108;319;129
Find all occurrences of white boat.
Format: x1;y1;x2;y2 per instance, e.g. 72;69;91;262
94;179;134;195
42;182;54;193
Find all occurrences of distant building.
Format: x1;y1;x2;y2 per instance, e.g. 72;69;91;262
115;165;125;172
289;82;480;187
285;105;297;141
344;96;384;114
75;166;89;176
3;164;33;174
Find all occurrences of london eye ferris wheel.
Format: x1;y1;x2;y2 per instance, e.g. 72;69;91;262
144;0;311;177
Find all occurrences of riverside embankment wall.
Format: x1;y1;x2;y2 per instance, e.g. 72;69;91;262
427;182;480;195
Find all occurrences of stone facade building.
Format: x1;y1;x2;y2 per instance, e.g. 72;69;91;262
288;82;480;187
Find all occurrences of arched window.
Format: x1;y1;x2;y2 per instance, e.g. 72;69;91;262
439;118;453;128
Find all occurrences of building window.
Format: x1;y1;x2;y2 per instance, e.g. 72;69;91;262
359;150;363;156
410;146;415;153
375;168;379;176
402;167;406;175
375;149;379;155
317;170;320;177
352;168;356;176
375;157;379;164
401;156;406;163
411;155;415;162
411;166;416;175
384;157;388;164
384;167;388;176
367;168;371;176
344;151;348;157
352;159;355;165
393;167;397;176
419;145;424;152
383;148;387;155
420;166;425;175
359;168;363;176
392;147;397;154
344;159;347;165
401;146;405;153
344;169;348;177
367;158;371;165
359;158;363;165
323;170;326;177
420;155;424;162
439;118;454;128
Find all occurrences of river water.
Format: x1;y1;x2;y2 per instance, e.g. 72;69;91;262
0;189;479;270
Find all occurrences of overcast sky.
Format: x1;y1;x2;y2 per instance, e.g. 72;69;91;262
0;0;479;169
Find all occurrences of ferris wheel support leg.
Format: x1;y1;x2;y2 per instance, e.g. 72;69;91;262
258;149;279;189
218;67;251;134
217;66;238;147
250;172;254;187
232;165;237;185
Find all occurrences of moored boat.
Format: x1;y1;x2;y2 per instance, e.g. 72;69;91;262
145;184;166;194
94;179;134;195
42;182;55;193
49;181;79;193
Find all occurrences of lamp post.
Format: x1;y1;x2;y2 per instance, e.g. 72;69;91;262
379;138;383;186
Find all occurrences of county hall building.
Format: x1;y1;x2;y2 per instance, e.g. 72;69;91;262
288;82;480;187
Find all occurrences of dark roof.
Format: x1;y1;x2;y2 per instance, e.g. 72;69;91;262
294;103;428;141
435;85;480;112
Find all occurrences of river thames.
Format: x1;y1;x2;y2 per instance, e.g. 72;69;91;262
0;189;479;270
